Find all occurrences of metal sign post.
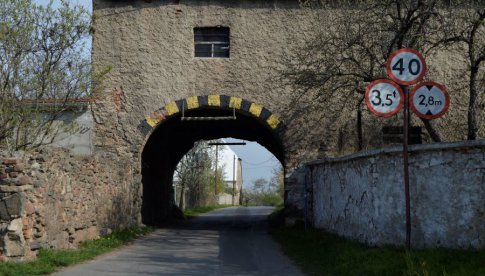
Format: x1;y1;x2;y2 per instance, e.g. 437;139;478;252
402;85;411;250
366;48;452;250
386;48;427;250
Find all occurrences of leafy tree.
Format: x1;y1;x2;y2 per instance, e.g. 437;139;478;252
174;140;225;209
242;171;283;207
269;166;284;197
0;0;95;151
253;178;269;192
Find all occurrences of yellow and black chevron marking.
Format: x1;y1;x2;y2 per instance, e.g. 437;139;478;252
145;95;284;132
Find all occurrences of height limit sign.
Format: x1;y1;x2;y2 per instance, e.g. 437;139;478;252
410;82;450;119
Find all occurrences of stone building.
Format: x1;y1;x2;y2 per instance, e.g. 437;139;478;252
90;0;483;225
91;0;321;224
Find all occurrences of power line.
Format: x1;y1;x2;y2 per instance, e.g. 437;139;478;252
243;165;277;170
241;156;277;166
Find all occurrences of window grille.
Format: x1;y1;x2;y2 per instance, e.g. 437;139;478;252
194;27;230;58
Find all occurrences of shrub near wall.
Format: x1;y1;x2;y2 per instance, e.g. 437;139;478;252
310;140;485;249
0;148;141;260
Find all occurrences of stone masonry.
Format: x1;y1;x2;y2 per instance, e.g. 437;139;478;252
0;149;140;260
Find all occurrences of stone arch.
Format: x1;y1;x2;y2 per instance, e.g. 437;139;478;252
141;95;286;225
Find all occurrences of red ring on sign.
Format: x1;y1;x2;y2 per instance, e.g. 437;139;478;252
410;81;449;120
365;79;404;118
386;48;427;86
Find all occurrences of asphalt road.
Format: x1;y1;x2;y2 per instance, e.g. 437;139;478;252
52;206;304;276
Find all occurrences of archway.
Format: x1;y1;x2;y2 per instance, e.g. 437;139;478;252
141;95;285;225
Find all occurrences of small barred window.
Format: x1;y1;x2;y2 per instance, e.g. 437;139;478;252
194;27;230;58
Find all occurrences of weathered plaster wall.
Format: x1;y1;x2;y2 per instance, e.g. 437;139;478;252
311;140;485;248
91;0;326;218
91;0;330;159
0;149;140;260
91;1;483;219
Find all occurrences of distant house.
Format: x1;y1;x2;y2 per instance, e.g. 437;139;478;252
216;142;243;205
22;98;94;155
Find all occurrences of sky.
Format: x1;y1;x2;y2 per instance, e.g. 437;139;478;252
36;0;92;11
34;0;281;188
224;138;282;189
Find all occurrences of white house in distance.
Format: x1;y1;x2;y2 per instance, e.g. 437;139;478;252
216;140;243;205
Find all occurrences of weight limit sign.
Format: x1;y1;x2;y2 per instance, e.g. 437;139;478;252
410;82;450;119
387;48;427;86
365;79;404;117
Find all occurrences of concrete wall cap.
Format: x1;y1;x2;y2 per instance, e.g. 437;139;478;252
307;139;485;166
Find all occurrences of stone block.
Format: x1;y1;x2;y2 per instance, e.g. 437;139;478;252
0;201;9;220
0;193;26;218
25;202;35;215
0;173;8;180
4;219;26;257
3;159;18;165
18;176;31;186
8;172;18;178
99;227;112;236
30;242;41;250
22;217;29;227
23;228;33;240
33;180;44;188
13;164;24;172
0;185;32;193
87;226;98;240
7;218;23;232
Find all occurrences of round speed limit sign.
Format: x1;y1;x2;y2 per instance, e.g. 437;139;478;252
365;79;404;117
410;82;450;119
387;48;427;85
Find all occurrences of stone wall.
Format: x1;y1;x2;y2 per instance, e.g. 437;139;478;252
310;140;485;248
0;149;140;260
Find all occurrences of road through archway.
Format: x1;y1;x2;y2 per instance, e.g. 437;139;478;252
141;95;285;225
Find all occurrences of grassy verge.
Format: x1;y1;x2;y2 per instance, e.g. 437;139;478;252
183;204;232;218
271;226;485;276
0;226;152;276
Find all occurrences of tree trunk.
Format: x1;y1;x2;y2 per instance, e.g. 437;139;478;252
357;99;364;151
420;118;442;142
467;66;478;140
179;183;185;211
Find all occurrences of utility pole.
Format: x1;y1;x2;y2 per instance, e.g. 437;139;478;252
232;155;236;205
208;141;246;197
239;158;243;206
214;144;219;195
